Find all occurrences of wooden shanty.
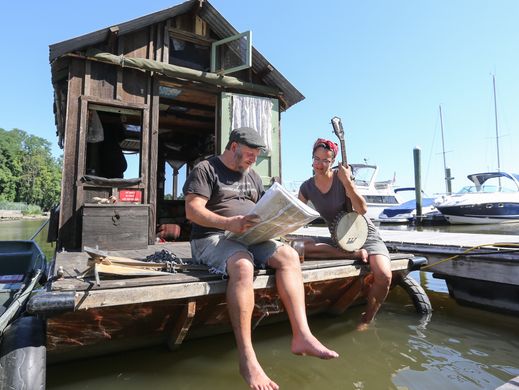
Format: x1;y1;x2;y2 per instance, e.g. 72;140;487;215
50;0;303;251
30;0;431;364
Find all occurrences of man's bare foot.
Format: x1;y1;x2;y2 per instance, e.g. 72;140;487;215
291;334;339;359
240;357;279;390
356;313;371;331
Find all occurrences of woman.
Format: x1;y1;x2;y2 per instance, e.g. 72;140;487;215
298;138;392;327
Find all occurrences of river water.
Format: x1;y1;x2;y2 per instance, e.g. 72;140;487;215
2;219;518;389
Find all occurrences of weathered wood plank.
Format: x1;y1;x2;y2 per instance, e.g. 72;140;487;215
148;78;160;244
140;105;151;242
328;277;363;315
81;205;148;250
70;259;410;310
58;58;84;250
75;97;89;214
167;300;196;349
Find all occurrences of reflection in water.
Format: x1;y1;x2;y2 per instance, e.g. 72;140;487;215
46;285;519;390
3;220;518;389
379;221;519;236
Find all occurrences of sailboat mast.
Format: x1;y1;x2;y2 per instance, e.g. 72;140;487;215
439;105;452;194
492;74;501;172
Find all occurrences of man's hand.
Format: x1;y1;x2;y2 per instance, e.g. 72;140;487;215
226;214;261;233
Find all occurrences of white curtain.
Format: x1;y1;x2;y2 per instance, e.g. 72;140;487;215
231;95;273;151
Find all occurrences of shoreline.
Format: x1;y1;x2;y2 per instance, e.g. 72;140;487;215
0;212;49;222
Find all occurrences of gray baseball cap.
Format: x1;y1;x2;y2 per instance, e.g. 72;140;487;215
229;127;266;149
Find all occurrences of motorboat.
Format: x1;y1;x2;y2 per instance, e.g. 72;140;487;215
378;187;444;224
283;164;400;222
351;164;400;220
434;171;519;224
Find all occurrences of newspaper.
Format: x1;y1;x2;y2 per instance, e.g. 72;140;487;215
226;182;320;245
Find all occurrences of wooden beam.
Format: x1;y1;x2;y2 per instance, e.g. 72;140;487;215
328;277;364;315
169;27;213;45
167;300;196;349
58;58;84;250
160;97;214;112
72;261;410;310
75;97;89;215
148;77;160;244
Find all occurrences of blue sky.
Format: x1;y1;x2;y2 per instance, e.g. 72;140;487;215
1;1;518;195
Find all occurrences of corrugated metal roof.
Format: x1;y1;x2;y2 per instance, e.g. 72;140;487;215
48;0;304;109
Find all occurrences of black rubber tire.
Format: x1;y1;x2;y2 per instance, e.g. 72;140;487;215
0;316;46;390
397;275;433;314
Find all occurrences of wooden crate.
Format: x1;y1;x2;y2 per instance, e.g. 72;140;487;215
82;204;148;250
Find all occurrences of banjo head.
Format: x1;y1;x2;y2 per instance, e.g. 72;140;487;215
331;211;368;251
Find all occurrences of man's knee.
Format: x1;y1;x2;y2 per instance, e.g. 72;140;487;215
227;252;254;277
268;244;299;269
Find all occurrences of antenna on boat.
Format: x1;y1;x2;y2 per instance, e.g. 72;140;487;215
439;105;453;194
492;74;501;173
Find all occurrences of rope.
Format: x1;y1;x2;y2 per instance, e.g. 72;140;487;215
421;242;519;270
145;249;185;273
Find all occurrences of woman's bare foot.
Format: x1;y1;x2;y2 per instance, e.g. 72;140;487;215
356;312;371;331
356;249;369;263
291;334;339;359
356;322;370;331
240;357;279;390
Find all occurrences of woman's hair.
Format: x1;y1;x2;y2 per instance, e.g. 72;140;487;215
313;138;338;158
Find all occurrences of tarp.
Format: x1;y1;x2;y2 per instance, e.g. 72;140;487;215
84;49;279;96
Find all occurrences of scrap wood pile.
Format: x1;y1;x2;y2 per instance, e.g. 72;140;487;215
79;247;206;285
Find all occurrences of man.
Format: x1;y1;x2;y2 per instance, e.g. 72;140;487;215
183;127;338;390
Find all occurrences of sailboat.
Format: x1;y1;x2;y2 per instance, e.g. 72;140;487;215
435;76;519;224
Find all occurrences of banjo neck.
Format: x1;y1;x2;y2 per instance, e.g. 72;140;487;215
337;137;353;212
331;116;353;213
338;138;348;166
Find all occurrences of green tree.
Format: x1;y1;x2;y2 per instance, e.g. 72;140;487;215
0;128;23;201
0;128;61;211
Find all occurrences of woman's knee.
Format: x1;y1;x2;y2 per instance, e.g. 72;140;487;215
370;255;392;285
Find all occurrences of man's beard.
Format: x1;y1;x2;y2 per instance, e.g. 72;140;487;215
234;148;250;174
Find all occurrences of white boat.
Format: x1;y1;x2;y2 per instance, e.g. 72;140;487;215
284;164;399;221
377;187;444;224
434;171;519;224
351;164;400;220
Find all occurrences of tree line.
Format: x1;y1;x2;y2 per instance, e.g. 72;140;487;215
0;128;62;211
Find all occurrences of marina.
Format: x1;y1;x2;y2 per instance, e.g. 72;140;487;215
1;0;519;389
293;226;519;315
2;214;519;389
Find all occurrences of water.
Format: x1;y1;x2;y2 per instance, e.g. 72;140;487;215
2;219;518;389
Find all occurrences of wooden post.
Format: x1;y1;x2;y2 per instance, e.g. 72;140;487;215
413;147;423;222
167;300;196;350
58;59;84;250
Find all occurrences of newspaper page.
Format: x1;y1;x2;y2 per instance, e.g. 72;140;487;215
226;182;320;245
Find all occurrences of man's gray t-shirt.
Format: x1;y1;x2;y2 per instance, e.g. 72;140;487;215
183;156;264;239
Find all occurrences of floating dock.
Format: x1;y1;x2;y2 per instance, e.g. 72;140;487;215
293;226;519;314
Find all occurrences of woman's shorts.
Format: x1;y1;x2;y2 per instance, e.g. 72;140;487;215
314;220;390;259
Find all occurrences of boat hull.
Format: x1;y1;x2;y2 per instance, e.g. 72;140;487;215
27;243;426;363
436;202;519;224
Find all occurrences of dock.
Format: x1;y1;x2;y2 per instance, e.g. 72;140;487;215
292;226;519;314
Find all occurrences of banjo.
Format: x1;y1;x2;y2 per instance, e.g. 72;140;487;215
329;116;369;252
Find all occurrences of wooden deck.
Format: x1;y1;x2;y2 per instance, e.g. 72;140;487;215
292;226;519;314
31;241;420;361
49;241;414;310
